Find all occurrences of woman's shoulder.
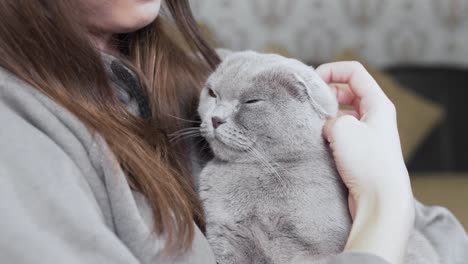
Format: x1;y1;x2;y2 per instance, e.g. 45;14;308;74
0;66;104;184
0;65;43;97
0;66;72;114
0;66;94;144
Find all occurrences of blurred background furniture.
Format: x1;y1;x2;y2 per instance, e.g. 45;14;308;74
387;66;468;172
386;66;468;229
190;0;468;228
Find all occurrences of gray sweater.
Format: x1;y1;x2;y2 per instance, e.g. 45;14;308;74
0;56;466;264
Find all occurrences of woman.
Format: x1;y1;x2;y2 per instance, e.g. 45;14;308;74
0;0;465;263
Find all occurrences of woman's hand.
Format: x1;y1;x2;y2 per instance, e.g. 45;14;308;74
316;62;415;264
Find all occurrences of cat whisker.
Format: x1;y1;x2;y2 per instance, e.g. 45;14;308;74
169;128;200;136
169;134;200;143
247;147;288;190
172;127;201;133
169;130;201;143
247;148;283;187
166;114;201;124
169;130;200;138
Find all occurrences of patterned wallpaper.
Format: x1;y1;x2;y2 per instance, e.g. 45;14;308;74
190;0;468;67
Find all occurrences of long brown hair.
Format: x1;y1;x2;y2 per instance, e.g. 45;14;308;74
0;0;220;254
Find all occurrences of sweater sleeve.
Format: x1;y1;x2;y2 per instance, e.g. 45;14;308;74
326;252;390;264
414;200;468;264
0;91;140;263
323;201;468;264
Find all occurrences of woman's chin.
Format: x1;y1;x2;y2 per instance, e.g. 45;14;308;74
115;0;161;33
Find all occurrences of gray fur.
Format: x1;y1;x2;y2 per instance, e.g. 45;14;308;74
197;51;439;264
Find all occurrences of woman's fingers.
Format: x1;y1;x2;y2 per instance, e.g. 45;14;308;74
316;61;388;112
330;84;362;116
322;117;337;143
317;61;394;125
323;114;360;143
318;62;412;264
316;61;382;98
338;109;360;119
330;83;356;105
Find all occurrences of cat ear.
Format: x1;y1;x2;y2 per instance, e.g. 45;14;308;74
270;71;310;103
291;72;338;119
256;68;338;118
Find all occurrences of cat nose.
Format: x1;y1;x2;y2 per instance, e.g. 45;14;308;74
211;117;225;129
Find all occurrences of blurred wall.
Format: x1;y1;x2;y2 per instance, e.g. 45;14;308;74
191;0;468;67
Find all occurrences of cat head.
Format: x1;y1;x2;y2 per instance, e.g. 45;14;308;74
198;51;338;162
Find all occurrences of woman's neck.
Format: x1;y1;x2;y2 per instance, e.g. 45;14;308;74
88;31;119;55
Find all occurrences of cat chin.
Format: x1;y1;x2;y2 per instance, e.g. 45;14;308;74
208;139;247;161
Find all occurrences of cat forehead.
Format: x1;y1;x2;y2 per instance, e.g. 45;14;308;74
217;51;291;74
207;52;308;93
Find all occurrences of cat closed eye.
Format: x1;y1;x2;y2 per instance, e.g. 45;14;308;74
208;88;216;98
244;99;263;104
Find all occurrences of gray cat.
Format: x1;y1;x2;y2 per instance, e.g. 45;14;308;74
197;51;439;264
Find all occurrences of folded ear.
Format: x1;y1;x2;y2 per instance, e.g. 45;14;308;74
293;71;338;119
257;68;338;119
